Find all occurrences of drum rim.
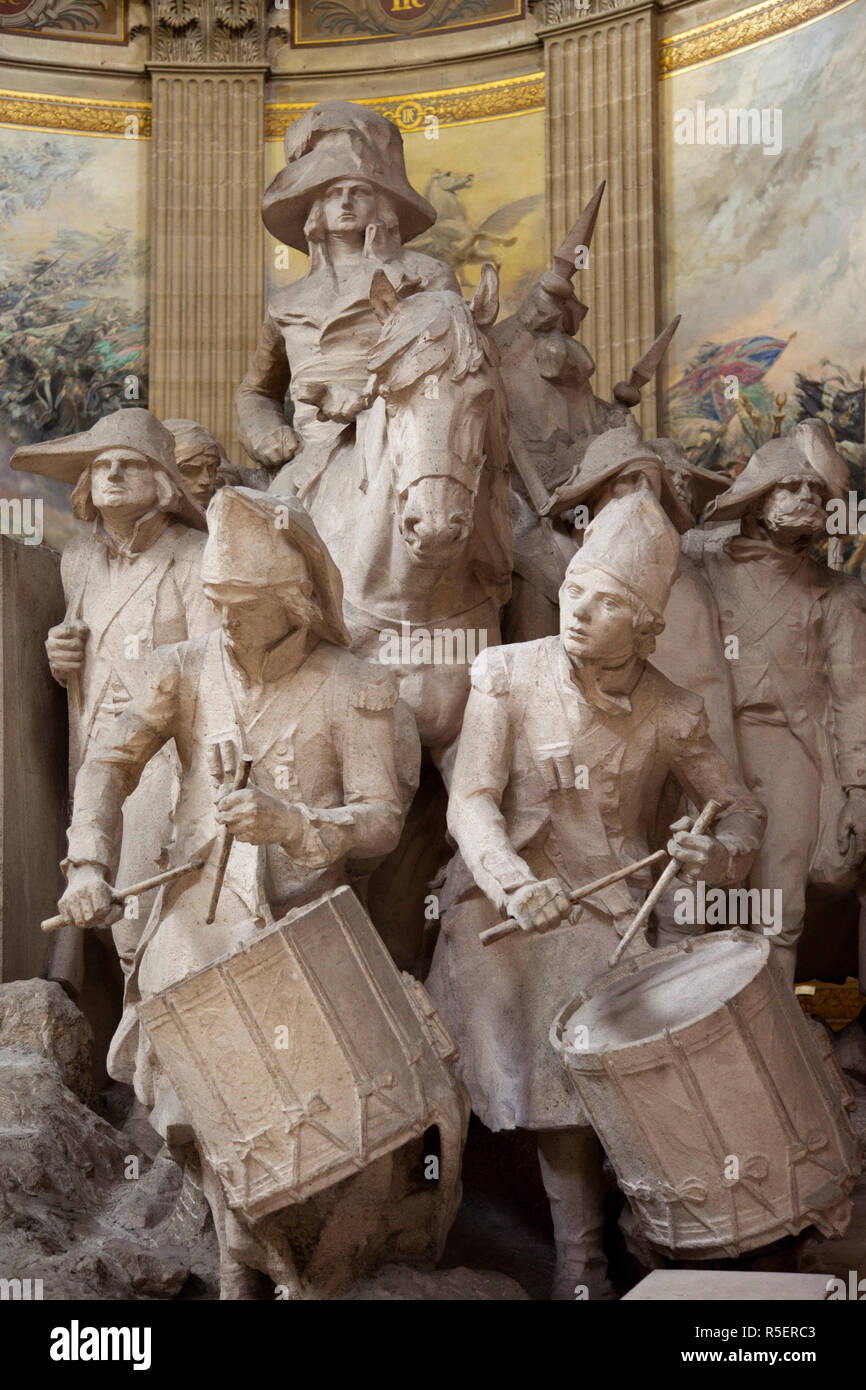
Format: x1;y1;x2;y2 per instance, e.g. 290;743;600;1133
550;928;771;1058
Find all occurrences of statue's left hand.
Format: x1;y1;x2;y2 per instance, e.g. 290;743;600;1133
217;787;299;845
837;789;866;861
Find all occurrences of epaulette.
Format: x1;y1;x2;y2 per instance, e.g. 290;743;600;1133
352;670;399;711
470;646;509;697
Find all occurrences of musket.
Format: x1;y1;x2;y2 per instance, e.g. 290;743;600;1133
613;315;681;408
41;858;205;933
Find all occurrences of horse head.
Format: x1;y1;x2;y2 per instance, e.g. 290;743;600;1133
368;265;507;570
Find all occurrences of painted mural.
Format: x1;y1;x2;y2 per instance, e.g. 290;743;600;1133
660;0;866;519
264;103;546;318
0;0;126;40
290;0;523;47
0;128;148;549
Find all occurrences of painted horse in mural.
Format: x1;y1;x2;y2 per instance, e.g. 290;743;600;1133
269;264;512;775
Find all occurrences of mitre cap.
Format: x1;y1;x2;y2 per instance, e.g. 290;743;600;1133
646;436;729;518
11;407;207;532
567;489;681;620
202;488;351;648
262;101;436;254
549;422;696;534
701;434;839;523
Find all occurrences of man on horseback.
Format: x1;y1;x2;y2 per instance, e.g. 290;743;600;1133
236;101;460;491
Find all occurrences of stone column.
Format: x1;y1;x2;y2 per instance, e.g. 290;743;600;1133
538;0;661;433
148;1;267;464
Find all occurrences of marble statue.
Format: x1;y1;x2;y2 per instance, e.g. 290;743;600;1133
236;101;512;766
12;407;215;990
53;486;426;1295
426;490;766;1299
700;421;866;984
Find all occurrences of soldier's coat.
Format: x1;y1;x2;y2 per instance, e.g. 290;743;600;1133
426;636;765;1132
66;627;419;1131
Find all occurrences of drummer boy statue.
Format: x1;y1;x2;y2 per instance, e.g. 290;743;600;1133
56;487;421;1296
426;490;766;1299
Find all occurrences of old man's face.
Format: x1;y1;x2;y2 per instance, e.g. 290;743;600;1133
759;475;826;537
560;564;639;665
90;448;159;519
323;179;377;235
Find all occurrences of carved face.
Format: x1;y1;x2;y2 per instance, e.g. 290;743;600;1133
205;586;302;656
90;448;159;519
322;179;377;236
759;475;826;536
668;468;695;516
176;446;221;507
593;463;662;515
559;565;640;664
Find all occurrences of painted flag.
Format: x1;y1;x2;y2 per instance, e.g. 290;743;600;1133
668;335;790;423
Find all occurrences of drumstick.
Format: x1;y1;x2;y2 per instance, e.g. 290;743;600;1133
608;799;722;967
206;755;253;925
479;848;668;947
41;858;205;933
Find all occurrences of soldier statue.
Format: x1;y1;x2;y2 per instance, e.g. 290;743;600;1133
426;490;765;1298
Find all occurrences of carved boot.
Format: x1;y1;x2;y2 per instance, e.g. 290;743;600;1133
537;1126;615;1302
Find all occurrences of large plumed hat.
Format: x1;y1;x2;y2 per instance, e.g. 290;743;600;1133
202;487;351;648
567;489;681;621
11;407;207;531
547;421;695;534
262;101;436;254
701;431;844;523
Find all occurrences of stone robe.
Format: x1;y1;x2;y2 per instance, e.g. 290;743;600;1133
236;249;458;494
65;626;419;1136
426;636;765;1132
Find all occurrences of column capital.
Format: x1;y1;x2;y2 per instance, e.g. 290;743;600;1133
150;0;268;65
533;0;659;36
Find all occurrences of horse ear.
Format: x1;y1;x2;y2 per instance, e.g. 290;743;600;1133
370;270;400;324
470;264;499;330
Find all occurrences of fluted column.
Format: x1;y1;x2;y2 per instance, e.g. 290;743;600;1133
148;2;267;464
539;0;660;433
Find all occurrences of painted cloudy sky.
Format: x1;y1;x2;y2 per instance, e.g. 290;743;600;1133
659;1;866;414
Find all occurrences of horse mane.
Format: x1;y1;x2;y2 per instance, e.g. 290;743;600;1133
367;286;512;602
367;289;491;394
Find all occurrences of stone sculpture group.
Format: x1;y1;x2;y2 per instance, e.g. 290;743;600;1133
11;99;865;1300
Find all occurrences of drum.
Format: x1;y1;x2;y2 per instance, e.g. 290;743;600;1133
139;885;469;1223
551;929;862;1259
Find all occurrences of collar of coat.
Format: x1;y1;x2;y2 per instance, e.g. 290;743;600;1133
557;639;645;717
92;507;171;560
222;625;317;687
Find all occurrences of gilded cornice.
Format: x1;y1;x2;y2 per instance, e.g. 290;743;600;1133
0;0;858;138
265;72;545;137
659;0;857;74
0;88;151;137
